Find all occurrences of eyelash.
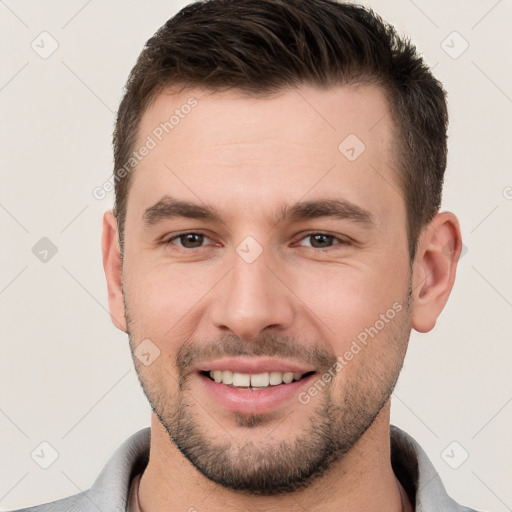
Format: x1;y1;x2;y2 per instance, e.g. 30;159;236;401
162;231;351;251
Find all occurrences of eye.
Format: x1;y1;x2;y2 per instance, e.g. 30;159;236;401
296;233;348;249
165;232;214;249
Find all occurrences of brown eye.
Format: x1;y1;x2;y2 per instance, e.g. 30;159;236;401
298;233;342;249
167;233;209;249
311;234;334;248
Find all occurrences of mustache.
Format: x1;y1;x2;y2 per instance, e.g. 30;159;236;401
175;333;338;376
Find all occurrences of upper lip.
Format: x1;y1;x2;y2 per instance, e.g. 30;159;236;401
196;357;316;375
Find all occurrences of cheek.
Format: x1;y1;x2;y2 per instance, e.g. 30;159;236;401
290;262;406;341
328;306;410;402
122;258;220;339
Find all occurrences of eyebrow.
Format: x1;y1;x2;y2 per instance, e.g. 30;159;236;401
142;195;374;227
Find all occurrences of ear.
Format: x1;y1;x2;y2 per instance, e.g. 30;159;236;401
101;210;128;333
411;211;463;333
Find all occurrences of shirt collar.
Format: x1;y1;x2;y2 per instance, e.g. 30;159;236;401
87;425;471;511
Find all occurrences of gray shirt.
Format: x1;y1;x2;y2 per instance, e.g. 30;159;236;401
9;425;482;512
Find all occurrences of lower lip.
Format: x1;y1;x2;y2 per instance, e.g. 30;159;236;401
198;372;316;415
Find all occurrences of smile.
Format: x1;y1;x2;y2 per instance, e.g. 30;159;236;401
202;370;316;389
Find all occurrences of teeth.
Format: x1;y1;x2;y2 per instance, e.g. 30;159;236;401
269;371;283;385
251;372;270;387
232;372;251;387
208;370;306;388
282;372;294;384
222;370;234;385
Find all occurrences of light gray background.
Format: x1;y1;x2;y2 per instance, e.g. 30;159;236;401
1;1;511;510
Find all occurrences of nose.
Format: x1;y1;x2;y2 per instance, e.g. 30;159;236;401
210;248;296;341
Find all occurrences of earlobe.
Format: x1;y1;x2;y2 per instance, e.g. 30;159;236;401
101;210;128;333
411;212;462;333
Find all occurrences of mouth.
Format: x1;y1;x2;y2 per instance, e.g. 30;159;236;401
195;360;319;415
200;369;316;390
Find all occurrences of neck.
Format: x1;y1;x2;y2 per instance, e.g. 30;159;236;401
138;402;412;512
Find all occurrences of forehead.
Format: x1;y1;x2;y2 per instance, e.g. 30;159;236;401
127;83;401;226
138;83;394;154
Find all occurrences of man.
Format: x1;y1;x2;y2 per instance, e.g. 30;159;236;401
12;0;479;510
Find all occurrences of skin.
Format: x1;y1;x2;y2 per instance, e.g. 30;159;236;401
102;83;462;512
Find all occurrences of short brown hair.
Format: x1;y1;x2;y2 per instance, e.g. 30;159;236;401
113;0;448;260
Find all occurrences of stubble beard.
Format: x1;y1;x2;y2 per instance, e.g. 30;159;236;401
125;288;412;496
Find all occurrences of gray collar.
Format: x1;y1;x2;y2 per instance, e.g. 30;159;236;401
22;425;478;511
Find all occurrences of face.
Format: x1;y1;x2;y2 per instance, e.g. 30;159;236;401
118;84;414;495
